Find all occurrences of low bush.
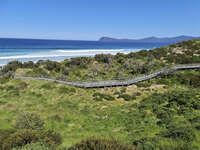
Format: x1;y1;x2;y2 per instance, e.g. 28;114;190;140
14;113;45;130
176;72;200;88
163;124;195;142
43;60;62;72
68;138;137;150
40;83;55;90
62;69;69;75
30;68;48;77
0;129;16;150
95;54;113;64
133;137;159;150
190;116;200;130
2;130;62;150
2;129;39;150
16;82;28;90
66;57;93;68
0;77;10;84
93;93;115;101
12;142;50;150
39;130;62;147
114;91;121;95
58;87;76;94
23;61;37;69
5;85;16;91
142;90;200;110
135;92;142;96
135;82;152;88
118;94;136;101
0;85;3;91
154;108;174;125
1;61;22;73
47;114;62;122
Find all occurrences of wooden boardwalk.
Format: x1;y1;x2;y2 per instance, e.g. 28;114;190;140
1;63;200;88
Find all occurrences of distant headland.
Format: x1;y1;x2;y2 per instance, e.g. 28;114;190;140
0;35;199;44
99;35;200;43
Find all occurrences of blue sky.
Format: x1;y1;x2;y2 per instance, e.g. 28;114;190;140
0;0;199;40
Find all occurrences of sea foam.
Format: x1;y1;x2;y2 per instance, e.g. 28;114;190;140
0;49;129;60
0;48;143;67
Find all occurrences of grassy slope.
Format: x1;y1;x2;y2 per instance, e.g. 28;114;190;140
0;78;151;146
0;39;200;149
1;70;200;148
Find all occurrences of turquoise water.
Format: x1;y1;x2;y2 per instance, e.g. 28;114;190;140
0;39;168;66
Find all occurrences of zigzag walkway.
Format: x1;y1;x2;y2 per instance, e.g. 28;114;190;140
1;64;200;88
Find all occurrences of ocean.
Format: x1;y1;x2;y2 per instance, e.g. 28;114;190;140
0;39;168;66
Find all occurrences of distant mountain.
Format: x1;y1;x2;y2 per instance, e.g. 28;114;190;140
99;36;200;43
0;36;199;46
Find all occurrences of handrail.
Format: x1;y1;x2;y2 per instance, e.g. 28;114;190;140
1;63;200;88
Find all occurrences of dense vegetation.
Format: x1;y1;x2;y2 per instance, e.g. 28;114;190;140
0;39;200;149
1;39;200;81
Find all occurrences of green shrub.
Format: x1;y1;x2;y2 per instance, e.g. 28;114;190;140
120;87;126;93
5;85;17;91
39;130;62;147
2;130;39;150
68;138;136;150
95;54;113;64
43;60;61;72
0;85;3;91
2;130;62;150
58;87;76;94
30;68;48;77
118;94;136;101
22;61;36;69
66;57;93;68
93;93;115;101
12;142;50;150
0;129;16;150
133;137;199;150
4;85;20;96
176;72;200;88
2;61;22;73
114;91;121;95
142;90;200;110
163;124;195;142
133;137;159;150
48;115;62;122
135;92;142;96
135;82;151;88
0;77;10;84
62;69;69;75
114;53;127;64
16;82;28;90
190;116;200;130
14;113;45;130
40;83;54;90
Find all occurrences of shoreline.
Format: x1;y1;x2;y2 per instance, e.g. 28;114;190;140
0;48;144;67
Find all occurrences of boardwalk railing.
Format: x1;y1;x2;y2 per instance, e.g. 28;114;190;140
1;63;200;88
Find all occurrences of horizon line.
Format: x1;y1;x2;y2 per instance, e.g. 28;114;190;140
0;34;199;41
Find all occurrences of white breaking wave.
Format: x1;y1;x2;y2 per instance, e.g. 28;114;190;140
0;49;134;60
55;49;125;53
